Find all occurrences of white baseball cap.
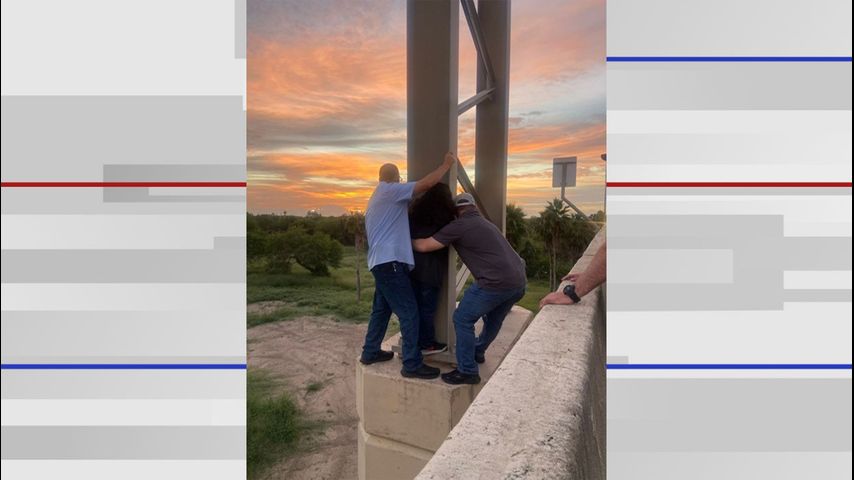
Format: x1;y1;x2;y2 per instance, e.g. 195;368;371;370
454;193;476;207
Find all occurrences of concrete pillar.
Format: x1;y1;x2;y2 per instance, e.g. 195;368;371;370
406;0;459;351
474;0;511;233
357;308;534;480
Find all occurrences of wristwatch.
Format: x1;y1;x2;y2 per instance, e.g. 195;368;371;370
562;284;581;303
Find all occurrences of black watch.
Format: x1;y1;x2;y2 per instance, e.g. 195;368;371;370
562;284;581;303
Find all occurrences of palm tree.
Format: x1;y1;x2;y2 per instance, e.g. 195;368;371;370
505;204;527;251
538;199;570;290
344;211;366;301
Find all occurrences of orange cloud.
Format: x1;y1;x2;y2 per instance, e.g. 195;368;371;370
248;0;605;216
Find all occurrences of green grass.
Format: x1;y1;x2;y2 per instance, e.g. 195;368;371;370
518;278;552;313
248;250;375;326
305;381;325;393
247;370;306;479
248;248;553;328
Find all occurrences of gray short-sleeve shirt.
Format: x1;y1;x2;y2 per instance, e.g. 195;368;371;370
432;210;527;291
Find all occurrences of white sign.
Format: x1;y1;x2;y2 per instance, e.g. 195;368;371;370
552;156;577;188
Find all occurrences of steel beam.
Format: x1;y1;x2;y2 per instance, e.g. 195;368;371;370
407;0;459;358
474;0;511;233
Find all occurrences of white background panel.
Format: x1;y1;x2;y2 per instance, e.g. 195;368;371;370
608;195;852;236
607;0;852;56
0;0;245;97
607;163;852;183
784;271;852;290
0;460;246;480
608;303;852;363
1;215;245;250
0;284;246;311
608;110;852;135
1;399;246;426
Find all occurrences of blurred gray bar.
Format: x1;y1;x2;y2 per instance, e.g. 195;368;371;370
1;189;247;214
608;379;852;452
782;238;853;270
1;371;246;399
1;426;245;459
235;0;246;58
609;452;852;480
609;215;783;238
1;96;245;179
609;133;851;165
607;0;851;57
103;165;246;182
783;290;853;302
608;63;852;110
608;187;852;196
609;249;733;284
2;356;246;364
1;311;243;358
1;249;245;283
214;236;246;250
102;188;244;203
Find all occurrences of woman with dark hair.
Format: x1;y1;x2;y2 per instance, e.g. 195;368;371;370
409;183;457;355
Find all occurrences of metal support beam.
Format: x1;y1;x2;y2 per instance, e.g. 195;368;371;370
474;0;511;233
457;87;495;115
461;0;496;89
456;159;492;224
407;0;459;359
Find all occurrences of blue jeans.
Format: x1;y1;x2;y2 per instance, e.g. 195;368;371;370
411;279;439;348
362;261;423;372
453;283;525;375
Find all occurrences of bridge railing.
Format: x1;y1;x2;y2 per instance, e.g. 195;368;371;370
416;228;606;479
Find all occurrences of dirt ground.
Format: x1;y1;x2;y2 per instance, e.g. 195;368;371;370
248;309;367;480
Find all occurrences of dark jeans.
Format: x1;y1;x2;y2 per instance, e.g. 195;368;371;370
362;261;423;372
453;283;525;375
411;278;439;348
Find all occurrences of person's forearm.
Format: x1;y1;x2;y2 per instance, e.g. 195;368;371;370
419;162;450;189
574;243;606;297
412;237;445;253
414;153;455;193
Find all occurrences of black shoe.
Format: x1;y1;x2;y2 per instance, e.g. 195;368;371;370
441;369;480;385
474;350;485;364
421;341;448;356
360;350;394;365
401;364;441;379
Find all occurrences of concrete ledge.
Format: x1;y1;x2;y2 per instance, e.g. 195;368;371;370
358;422;433;480
416;229;606;479
357;306;533;452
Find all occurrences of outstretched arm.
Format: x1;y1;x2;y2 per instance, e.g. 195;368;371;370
412;237;446;253
539;243;606;308
413;152;456;194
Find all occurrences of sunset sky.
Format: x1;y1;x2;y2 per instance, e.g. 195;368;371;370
247;0;605;216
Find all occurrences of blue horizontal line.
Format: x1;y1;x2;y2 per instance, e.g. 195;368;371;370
607;56;853;62
607;364;852;370
0;363;247;370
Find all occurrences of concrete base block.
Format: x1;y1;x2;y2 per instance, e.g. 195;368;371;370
358;422;433;480
356;306;533;479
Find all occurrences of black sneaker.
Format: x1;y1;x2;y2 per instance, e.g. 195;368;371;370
360;350;394;365
421;341;448;356
401;364;441;379
474;350;485;364
441;369;481;385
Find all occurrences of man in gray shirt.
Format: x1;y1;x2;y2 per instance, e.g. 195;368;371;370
413;193;527;384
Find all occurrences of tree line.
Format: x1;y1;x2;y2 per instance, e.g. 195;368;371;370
248;200;602;290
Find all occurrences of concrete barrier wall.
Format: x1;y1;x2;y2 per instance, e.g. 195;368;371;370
416;230;606;479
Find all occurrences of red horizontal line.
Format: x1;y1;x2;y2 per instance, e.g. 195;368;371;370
1;182;247;188
607;182;852;188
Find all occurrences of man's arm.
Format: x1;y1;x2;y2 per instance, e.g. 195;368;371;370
413;152;456;194
539;243;606;308
412;237;446;253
